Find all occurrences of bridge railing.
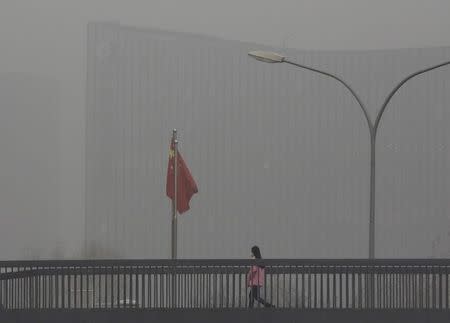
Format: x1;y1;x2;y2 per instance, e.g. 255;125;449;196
1;259;449;310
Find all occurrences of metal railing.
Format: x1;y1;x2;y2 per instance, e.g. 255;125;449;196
1;259;449;310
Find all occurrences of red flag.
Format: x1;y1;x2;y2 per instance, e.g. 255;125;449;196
166;139;198;214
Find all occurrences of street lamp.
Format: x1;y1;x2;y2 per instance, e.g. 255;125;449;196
249;50;450;259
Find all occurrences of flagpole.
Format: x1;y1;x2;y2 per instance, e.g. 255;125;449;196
171;130;178;308
171;129;178;260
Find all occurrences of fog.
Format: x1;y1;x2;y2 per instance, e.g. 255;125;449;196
0;0;450;260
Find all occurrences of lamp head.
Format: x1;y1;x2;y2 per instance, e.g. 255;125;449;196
248;51;285;63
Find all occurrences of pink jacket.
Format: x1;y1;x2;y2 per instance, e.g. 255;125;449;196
247;265;265;286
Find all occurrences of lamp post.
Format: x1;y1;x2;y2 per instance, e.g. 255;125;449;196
248;50;450;259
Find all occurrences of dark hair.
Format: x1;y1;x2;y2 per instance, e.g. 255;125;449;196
251;246;262;259
252;246;266;268
251;246;265;269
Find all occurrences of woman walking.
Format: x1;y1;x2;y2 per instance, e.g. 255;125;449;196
247;246;273;308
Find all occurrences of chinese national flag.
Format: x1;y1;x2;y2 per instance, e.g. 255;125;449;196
166;139;198;214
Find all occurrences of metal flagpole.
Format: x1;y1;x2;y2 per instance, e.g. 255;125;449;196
171;129;178;260
171;130;178;308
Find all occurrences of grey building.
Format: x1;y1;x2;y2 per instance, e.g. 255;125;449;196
86;22;450;259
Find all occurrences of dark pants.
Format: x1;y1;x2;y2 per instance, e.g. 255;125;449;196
248;286;272;308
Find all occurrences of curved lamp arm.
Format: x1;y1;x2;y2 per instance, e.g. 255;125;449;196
248;51;374;133
375;60;450;134
284;59;374;134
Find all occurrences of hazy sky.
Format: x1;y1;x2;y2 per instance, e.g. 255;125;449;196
0;0;449;259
